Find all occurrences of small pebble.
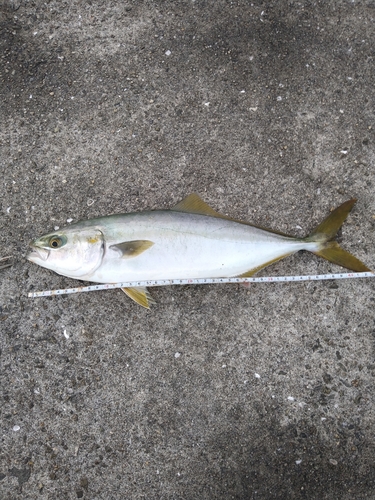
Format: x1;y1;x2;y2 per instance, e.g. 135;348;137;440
174;352;181;358
13;425;20;432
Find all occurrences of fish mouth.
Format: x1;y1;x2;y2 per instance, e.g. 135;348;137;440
27;245;50;262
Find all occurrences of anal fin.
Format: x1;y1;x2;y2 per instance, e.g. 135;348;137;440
237;252;295;278
121;286;155;308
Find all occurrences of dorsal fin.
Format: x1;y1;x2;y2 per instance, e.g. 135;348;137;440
171;194;292;237
171;193;230;219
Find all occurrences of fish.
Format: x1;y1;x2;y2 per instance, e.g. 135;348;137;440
27;194;372;308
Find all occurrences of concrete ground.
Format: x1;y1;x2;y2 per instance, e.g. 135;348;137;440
1;0;375;498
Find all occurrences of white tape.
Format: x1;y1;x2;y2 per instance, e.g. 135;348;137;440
28;272;375;298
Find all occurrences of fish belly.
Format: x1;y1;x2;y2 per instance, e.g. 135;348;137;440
85;212;317;282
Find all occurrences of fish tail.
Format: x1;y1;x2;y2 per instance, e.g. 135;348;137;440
305;199;372;272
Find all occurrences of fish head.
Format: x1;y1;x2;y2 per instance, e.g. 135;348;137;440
27;226;104;279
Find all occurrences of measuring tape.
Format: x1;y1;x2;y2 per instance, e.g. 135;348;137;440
28;271;375;298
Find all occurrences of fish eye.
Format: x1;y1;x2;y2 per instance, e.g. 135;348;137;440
49;236;64;249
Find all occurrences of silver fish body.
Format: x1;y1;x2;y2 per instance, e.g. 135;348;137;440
27;194;371;307
66;211;319;282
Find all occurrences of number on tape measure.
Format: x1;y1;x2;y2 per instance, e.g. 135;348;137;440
28;272;375;298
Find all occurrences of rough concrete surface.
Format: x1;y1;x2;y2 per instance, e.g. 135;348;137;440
1;0;375;498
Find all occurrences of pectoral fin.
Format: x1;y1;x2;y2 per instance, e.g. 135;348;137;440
110;240;154;258
121;287;156;308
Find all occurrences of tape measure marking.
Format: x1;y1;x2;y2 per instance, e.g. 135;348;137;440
28;272;375;298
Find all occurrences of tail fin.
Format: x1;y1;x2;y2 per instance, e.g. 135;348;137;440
306;199;372;272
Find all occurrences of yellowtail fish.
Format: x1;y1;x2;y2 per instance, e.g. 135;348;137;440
27;194;371;308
